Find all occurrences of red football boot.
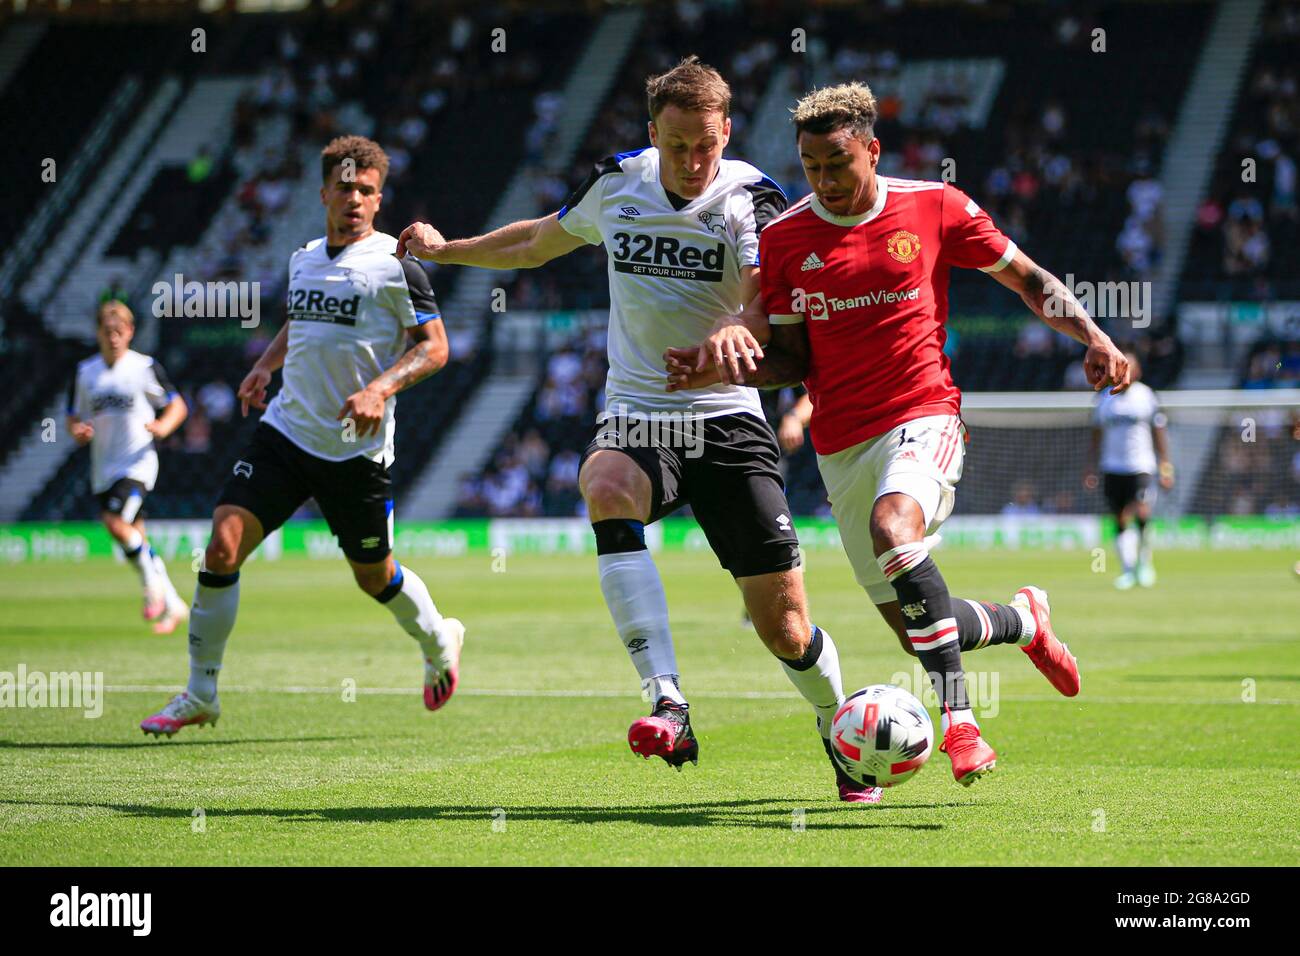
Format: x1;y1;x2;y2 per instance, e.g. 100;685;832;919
940;716;997;787
1014;586;1080;697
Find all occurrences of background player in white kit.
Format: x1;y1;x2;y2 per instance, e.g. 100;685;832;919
398;58;877;803
1086;351;1173;589
141;136;464;737
67;300;189;634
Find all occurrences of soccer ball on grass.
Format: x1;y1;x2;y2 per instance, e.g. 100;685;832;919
829;684;934;788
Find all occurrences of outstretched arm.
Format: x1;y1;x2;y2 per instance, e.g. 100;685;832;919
396;213;587;270
990;250;1131;393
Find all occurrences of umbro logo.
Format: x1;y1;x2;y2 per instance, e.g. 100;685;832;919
776;513;791;531
360;536;381;550
233;460;253;478
626;638;649;654
618;205;640;222
800;252;825;271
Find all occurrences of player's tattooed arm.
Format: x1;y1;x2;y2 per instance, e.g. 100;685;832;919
991;249;1131;394
666;322;810;392
340;320;449;438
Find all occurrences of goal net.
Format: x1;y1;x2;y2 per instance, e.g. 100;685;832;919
954;389;1300;524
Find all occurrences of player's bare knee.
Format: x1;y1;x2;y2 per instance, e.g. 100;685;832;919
583;476;640;521
756;617;808;660
203;541;240;576
869;508;914;555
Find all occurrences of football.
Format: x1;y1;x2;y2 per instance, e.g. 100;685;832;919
829;684;935;788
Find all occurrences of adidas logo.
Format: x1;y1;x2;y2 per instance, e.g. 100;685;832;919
800;252;825;271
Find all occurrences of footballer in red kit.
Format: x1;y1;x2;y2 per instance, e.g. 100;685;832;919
667;82;1130;789
760;176;1009;455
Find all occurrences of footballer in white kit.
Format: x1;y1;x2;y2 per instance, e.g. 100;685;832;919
141;136;464;738
67;300;189;634
1087;352;1173;589
398;58;874;804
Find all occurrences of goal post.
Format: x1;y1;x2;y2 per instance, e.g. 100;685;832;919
954;389;1300;535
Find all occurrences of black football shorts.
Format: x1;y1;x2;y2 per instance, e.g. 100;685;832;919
217;423;393;563
581;411;801;577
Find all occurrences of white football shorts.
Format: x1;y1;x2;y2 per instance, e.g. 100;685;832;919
817;414;965;604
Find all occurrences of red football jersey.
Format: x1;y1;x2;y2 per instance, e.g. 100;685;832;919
760;176;1016;455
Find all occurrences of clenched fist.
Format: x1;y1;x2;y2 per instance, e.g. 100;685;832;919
395;222;449;262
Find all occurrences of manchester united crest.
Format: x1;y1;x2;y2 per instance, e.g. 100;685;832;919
886;230;921;263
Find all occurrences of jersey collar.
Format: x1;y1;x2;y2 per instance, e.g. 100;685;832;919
809;175;889;227
650;147;721;212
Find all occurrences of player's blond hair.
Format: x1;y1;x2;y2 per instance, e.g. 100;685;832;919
320;135;390;186
96;300;133;327
646;55;731;120
791;82;878;140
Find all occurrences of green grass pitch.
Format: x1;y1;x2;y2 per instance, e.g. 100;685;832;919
1;546;1297;866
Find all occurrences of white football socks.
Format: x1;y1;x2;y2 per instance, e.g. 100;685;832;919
779;625;844;739
1117;526;1139;573
187;573;240;702
121;529;162;593
598;550;685;706
942;707;978;734
380;564;453;663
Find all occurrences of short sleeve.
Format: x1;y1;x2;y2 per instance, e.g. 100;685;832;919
940;184;1017;272
145;360;177;411
557;157;619;246
759;230;803;325
67;368;84;417
400;258;442;327
377;258;420;329
1150;390;1167;428
736;177;788;267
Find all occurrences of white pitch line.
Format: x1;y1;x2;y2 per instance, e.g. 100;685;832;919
100;685;1300;705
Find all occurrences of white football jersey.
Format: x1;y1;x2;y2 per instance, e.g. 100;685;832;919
68;350;177;494
261;231;440;466
1093;381;1165;475
557;147;786;420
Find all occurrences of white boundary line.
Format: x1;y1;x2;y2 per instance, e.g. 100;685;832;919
101;685;1299;705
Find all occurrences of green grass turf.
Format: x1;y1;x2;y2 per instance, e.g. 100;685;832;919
1;547;1297;865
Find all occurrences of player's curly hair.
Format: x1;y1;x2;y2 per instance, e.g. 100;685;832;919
646;55;731;120
320;135;390;186
791;82;878;141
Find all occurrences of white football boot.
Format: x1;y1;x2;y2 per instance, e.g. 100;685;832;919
140;692;220;737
